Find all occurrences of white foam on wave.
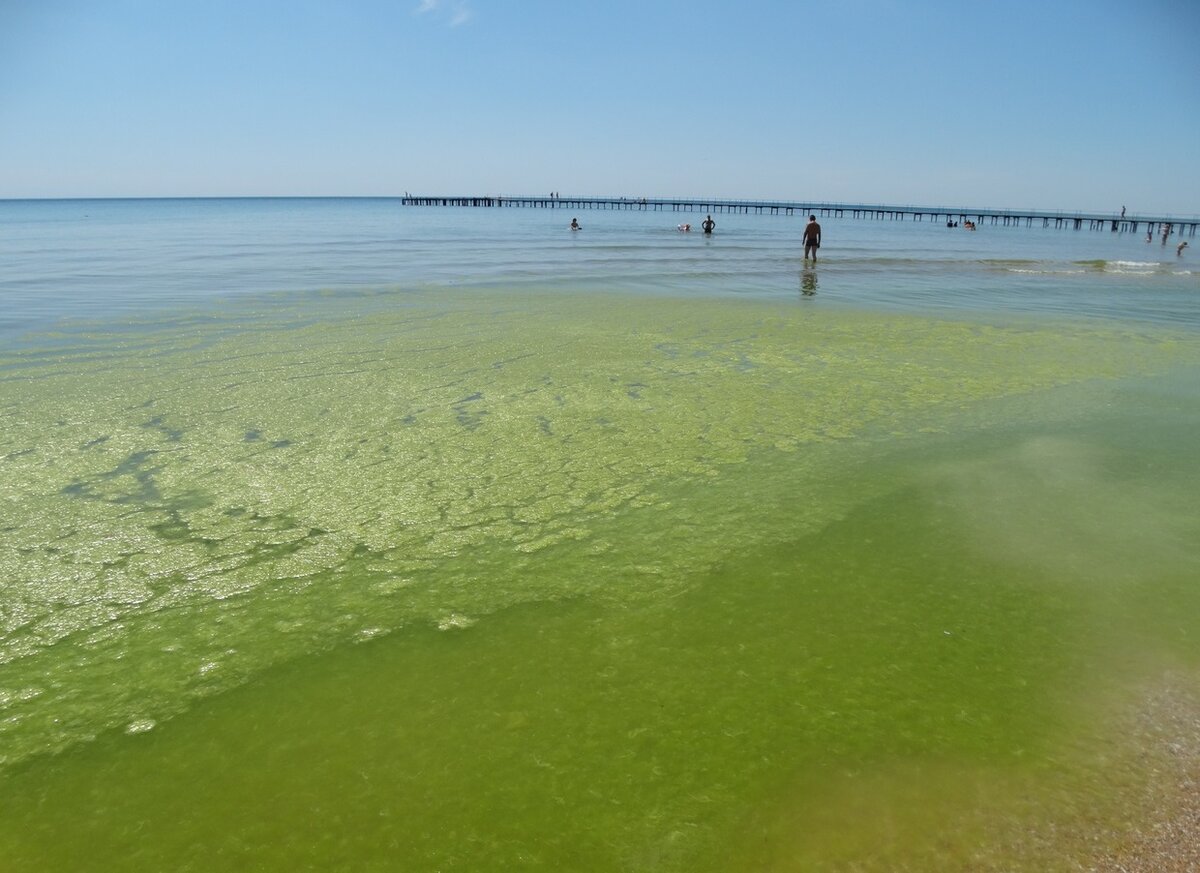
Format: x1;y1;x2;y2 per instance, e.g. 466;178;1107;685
1104;261;1160;275
1008;268;1086;275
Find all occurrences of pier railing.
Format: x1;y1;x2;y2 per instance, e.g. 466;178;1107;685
401;195;1199;235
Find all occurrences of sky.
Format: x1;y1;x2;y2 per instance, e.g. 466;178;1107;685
1;0;1198;213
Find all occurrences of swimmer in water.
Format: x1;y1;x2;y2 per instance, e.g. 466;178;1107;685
570;218;580;230
1179;241;1189;256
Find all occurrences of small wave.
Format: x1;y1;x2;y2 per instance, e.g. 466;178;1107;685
988;258;1090;275
1106;266;1160;276
1073;259;1162;274
1007;268;1087;275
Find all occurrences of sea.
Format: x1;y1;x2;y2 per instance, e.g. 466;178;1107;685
1;197;1199;871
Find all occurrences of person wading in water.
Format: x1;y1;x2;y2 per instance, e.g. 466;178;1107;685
803;215;822;261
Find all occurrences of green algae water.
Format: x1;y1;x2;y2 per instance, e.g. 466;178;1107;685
2;200;1200;870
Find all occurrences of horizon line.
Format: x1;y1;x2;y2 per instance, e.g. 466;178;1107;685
2;194;1198;221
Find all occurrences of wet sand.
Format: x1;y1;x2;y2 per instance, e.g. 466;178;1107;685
1084;673;1200;872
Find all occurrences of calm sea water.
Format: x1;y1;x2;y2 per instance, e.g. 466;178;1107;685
2;197;1197;337
1;198;1199;871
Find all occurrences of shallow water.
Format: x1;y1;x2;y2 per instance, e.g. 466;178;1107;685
2;198;1197;335
1;200;1199;870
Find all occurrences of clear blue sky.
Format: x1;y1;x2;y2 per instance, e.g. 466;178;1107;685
2;0;1198;213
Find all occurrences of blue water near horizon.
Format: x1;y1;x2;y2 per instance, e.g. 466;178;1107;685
2;197;1198;343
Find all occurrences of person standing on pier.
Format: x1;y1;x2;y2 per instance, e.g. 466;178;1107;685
803;215;822;261
702;214;715;235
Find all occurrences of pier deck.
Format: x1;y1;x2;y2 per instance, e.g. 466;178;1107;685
402;195;1198;235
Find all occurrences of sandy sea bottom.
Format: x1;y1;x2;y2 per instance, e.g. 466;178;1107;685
1;287;1199;870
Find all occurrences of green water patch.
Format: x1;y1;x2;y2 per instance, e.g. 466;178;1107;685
1;289;1196;772
0;396;1197;870
1;287;1199;869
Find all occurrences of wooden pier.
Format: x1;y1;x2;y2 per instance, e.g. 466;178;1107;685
401;195;1199;236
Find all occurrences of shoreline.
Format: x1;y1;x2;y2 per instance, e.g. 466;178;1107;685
1084;672;1200;872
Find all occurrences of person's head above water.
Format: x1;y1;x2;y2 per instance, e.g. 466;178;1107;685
809;215;817;221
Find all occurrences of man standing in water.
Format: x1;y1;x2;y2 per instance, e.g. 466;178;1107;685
701;214;715;235
803;215;822;261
